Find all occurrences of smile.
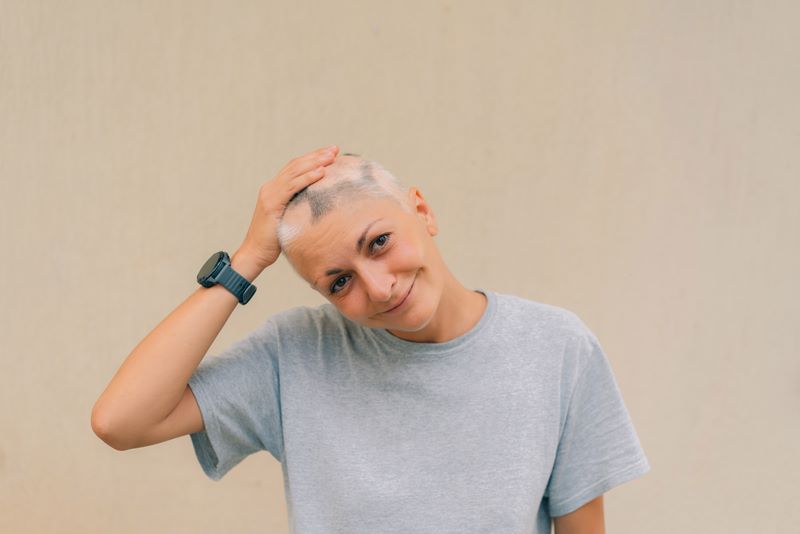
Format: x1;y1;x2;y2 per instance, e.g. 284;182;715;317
381;277;415;315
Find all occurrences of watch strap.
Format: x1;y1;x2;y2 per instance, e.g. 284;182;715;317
216;264;257;304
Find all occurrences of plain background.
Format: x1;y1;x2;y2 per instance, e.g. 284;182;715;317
1;1;798;532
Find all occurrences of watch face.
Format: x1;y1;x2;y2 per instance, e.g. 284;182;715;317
197;251;225;285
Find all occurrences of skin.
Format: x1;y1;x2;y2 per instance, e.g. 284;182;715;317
553;495;605;533
279;162;487;343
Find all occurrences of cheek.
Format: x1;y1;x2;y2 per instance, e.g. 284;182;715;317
392;239;425;268
338;303;373;324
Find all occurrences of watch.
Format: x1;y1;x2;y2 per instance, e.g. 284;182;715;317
197;251;257;305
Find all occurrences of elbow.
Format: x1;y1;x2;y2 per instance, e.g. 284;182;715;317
91;404;132;451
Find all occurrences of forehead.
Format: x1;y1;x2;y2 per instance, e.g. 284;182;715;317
285;196;406;282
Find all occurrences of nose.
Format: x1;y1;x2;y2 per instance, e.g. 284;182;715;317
358;263;395;303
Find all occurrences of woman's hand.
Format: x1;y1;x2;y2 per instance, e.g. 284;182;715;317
233;144;339;277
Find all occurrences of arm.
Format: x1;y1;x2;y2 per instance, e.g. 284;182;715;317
553;495;605;534
90;145;339;450
91;251;264;450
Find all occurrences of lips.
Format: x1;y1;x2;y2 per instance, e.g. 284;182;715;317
382;278;414;314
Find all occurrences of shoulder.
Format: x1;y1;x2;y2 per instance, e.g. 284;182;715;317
263;301;353;338
491;290;598;343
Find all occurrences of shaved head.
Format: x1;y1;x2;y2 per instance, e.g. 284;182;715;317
277;153;413;253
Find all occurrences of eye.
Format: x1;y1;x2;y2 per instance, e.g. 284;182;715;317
370;233;391;252
329;275;350;294
328;233;392;295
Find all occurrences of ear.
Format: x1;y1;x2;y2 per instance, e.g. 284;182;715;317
407;187;438;237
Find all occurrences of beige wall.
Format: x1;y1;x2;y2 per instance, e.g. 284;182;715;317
2;1;798;532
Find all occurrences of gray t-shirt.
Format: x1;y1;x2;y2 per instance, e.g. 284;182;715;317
187;289;650;533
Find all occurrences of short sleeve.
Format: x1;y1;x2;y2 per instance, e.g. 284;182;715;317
544;332;651;516
187;318;283;481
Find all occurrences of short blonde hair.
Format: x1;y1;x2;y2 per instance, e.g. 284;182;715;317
277;153;412;251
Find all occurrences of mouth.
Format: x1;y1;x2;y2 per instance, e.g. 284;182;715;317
381;277;415;315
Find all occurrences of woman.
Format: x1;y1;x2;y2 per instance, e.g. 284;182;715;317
92;145;649;533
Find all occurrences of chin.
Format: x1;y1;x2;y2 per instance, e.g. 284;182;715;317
383;299;437;332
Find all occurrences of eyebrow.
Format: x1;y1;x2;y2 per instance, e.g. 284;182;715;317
310;218;384;290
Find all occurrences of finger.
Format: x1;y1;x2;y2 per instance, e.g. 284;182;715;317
293;145;338;163
315;144;338;154
285;165;326;195
284;145;338;178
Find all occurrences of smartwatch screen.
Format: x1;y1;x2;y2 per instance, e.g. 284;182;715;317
197;251;225;285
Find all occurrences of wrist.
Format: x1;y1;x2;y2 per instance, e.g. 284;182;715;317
230;249;267;282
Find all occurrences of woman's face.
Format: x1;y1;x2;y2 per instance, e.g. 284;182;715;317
283;190;445;333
